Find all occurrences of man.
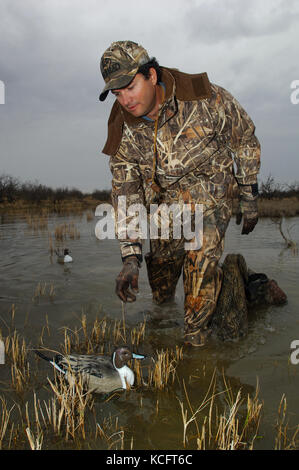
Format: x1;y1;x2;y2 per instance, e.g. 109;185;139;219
99;40;261;346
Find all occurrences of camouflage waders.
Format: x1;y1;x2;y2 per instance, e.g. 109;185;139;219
145;196;232;346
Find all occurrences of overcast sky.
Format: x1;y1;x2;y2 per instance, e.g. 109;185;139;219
0;0;298;192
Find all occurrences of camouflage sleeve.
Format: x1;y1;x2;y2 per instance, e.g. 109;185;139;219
109;131;145;261
218;86;261;194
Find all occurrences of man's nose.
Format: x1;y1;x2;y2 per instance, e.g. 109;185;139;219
121;91;130;107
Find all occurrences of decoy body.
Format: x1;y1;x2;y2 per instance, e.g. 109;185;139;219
34;347;145;394
55;248;73;264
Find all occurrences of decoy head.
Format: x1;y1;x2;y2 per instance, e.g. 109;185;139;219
113;346;145;369
64;249;70;255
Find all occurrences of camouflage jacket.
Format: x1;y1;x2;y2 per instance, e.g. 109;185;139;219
102;67;261;260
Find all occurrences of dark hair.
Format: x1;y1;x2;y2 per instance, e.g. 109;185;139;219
137;57;162;83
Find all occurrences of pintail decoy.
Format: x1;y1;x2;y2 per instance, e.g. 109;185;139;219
55;248;73;264
34;347;145;394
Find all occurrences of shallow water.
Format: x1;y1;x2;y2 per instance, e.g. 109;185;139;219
0;210;298;449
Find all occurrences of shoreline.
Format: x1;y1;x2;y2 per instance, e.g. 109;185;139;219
0;195;299;218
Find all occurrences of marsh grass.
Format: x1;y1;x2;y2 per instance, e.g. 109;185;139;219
274;394;299;450
0;312;298;449
25;213;49;233
4;330;31;394
59;314;146;357
96;417;125;450
32;281;56;302
0;397;15;449
178;371;264;450
54;222;80;241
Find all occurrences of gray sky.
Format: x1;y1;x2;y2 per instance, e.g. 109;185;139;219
0;0;298;192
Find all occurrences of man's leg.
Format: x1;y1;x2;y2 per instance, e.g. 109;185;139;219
145;239;185;304
183;202;231;346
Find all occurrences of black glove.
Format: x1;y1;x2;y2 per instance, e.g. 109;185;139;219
115;256;140;302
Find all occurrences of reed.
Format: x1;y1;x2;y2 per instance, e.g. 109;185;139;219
25;426;43;450
178;371;264;450
274;394;299;450
47;371;94;441
96;416;125;450
132;347;183;390
54;222;80;241
60;314;146;356
5;330;31;393
25;213;48;233
0;397;14;450
32;281;56;301
86;211;94;222
130;319;146;346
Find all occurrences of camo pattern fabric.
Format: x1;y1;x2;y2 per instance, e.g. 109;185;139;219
100;41;150;99
144;198;232;340
108;69;260;342
109;72;261;260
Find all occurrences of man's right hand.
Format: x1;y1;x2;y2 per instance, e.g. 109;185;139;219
115;256;140;302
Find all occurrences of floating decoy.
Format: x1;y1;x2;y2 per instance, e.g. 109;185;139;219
34;347;145;394
55;248;73;264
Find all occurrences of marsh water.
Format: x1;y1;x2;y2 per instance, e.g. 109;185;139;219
0;209;298;450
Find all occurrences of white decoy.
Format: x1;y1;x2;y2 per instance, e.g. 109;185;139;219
34;347;145;394
55;248;73;264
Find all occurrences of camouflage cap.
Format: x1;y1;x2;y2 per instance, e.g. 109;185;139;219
99;40;150;101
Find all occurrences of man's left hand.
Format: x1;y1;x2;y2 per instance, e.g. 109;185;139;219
236;199;258;235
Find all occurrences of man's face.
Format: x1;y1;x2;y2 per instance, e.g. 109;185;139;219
111;68;158;118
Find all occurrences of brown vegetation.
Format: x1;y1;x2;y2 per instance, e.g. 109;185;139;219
0;311;298;450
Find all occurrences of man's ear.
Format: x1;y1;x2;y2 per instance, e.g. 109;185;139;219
149;67;158;86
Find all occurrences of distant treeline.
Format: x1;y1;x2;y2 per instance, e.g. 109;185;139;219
259;176;299;199
0;174;111;204
0;174;298;205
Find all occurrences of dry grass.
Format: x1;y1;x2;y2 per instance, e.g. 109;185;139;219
0;311;298;450
86;211;94;222
54;222;80;241
25;213;49;233
5;330;31;394
258;197;299;218
0;397;15;449
178;371;263;450
96;416;126;450
32;281;56;301
274;394;299;450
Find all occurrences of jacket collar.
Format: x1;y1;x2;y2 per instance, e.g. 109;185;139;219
102;67;212;155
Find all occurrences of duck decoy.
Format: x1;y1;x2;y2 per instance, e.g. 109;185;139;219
34;347;145;394
55;248;73;264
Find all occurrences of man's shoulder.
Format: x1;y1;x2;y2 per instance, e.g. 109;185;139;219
163;67;212;101
102;100;124;156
